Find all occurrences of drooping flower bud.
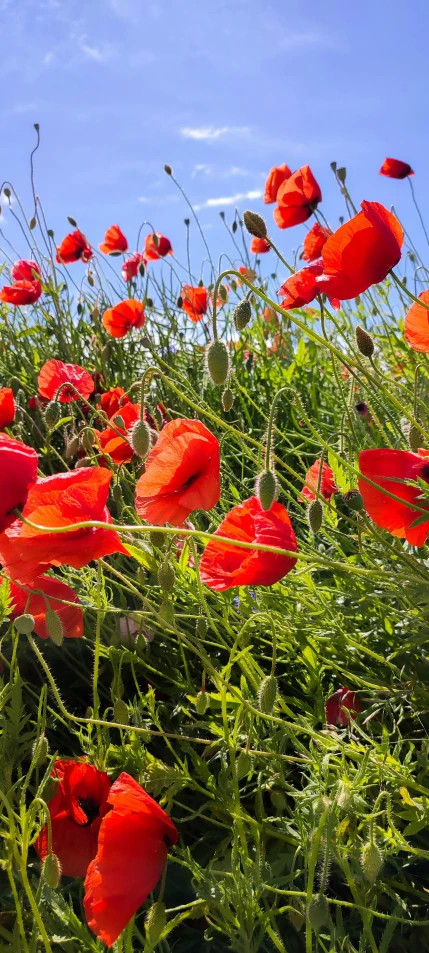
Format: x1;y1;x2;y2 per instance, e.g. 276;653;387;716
45;609;64;646
195;689;210;714
43;853;62;889
130;418;151;459
307;896;330;932
307;499;323;534
196;617;207;638
157;561;175;592
343;489;364;511
206;339;230;386
258;675;277;714
243;210;268;239
14;613;35;635
222;388;234;412
401;418;420;452
145;901;166;943
256;470;278;511
113;699;129;725
164;164;172;176
233;298;252;331
361;842;383;883
75;456;92;469
32;735;49;767
355;326;374;358
112;414;125;429
44;400;61;429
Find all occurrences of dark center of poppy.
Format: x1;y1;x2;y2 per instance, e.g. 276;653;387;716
77;796;100;826
421;463;429;483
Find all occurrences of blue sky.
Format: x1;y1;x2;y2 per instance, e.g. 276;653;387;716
1;0;428;273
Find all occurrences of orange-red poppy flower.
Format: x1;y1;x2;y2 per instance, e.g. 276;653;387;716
35;761;111;878
404;290;429;352
379;158;414;179
200;496;297;591
278;260;323;310
237;266;257;285
0;280;42;305
38;360;95;403
99;225;128;256
250;236;271;254
10;575;83;639
0;387;15;430
300;458;338;503
11;259;42;281
122;253;143;282
181;285;208;322
274;165;322;230
99;387;131;419
358;447;429;546
84;773;178;947
96;402;141;465
143;233;173;262
325;687;362;726
315;201;403;301
302;222;331;262
0;467;127;584
136;418;220;527
264;163;293;204
102;299;145;339
0;435;38;533
56;229;93;264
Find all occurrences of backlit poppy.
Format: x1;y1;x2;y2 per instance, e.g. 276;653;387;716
404;290;429;352
358;447;429;546
302;223;331;262
56;229;93;264
96;402;141;465
200;496;297;591
278;260;323;310
35;761;111;878
135;418;220;526
122;253;143;282
84;773;178;947
99;387;131;419
264;163;293;204
0;387;15;429
38;360;95;403
250;236;271;254
237;266;257;285
0;280;42;305
0;435;38;533
181;285;208;322
379;158;414;179
300;459;338;503
11;260;42;281
274;166;322;230
143;233;173;262
315;201;403;301
99;225;128;255
0;467;128;584
325;687;362;727
10;575;83;639
102;299;145;339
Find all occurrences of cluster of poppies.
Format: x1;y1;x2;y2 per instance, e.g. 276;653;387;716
0;259;42;305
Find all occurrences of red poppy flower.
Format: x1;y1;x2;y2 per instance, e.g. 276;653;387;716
264;163;293;204
102;299;145;339
0;435;38;533
38;360;95;404
96;402;142;465
237;266;257;285
302;223;331;262
404;290;429;352
10;575;83;639
181;285;208;322
99;225;128;256
0;387;15;429
300;459;338;503
11;259;42;281
135;418;220;527
278;260;323;310
84;773;178;947
56;230;93;265
143;233;173;262
200;496;297;591
99;387;131;419
0;280;42;305
325;687;362;726
122;253;143;282
379;158;414;179
274;166;322;230
358;447;429;546
315;201;403;301
0;467;127;584
250;236;271;254
35;761;111;878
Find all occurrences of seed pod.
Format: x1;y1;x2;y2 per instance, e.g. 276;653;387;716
337;166;347;183
159;599;175;626
222;388;234;412
32;735;49;767
195;690;210;714
158;561;175;592
150;530;165;550
307;499;323;534
206;339;230;386
164;164;172;176
113;699;129;725
236;750;252;779
233;298;252;331
307;896;330;932
45;609;64;646
361;841;383;883
196;617;207;638
243;209;267;239
258;675;277;714
130;418;151;459
44;400;61;429
177;296;183;309
256;470;278;511
355;325;374;358
145;901;166;943
75;456;92;469
112;483;123;503
153;407;163;430
343;489;364;512
14;613;35;635
43;853;62;889
112;414;125;429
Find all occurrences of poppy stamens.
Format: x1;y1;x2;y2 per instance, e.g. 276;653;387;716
77;796;100;826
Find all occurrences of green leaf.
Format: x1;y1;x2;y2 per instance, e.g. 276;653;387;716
328;451;350;493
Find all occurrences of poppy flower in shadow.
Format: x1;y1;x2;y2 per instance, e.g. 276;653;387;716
264;163;293;204
10;575;83;639
0;387;15;430
56;230;93;264
181;285;208;322
302;222;331;262
122;253;143;282
99;225;128;255
358;447;429;546
274;165;322;230
300;459;338;503
404;290;429;352
325;687;362;726
0;435;38;533
38;360;95;403
143;233;173;262
102;299;145;339
379;158;414;179
96;402;142;465
0;280;42;305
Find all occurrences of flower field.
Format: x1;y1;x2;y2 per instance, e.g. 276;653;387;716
2;136;429;952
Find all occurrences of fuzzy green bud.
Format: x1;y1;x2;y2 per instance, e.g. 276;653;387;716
113;699;129;725
307;896;330;932
307;499;323;534
112;483;123;503
233;298;252;331
130;418;151;459
145;901;166;943
32;735;49;767
75;456;92;469
157;561;175;592
343;489;364;511
65;434;80;458
159;599;175;626
206;339;230;386
355;325;374;358
361;842;383;883
195;690;210;714
256;469;278;511
81;429;95;453
222;388;234;412
43;853;62;889
258;675;277;714
236;750;252;779
45;609;64;646
44;400;61;429
112;414;125;429
401;418;421;452
14;613;35;635
196;617;207;638
150;531;166;550
243;209;267;239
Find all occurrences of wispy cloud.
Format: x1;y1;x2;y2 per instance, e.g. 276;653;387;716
194;189;262;211
74;34;116;63
278;31;339;51
43;52;55;66
181;125;250;141
192;163;212;177
138;195;180;206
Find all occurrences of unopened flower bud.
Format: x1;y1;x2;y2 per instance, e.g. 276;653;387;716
44;400;61;429
307;499;323;534
113;699;129;725
164;164;172;176
258;675;277;714
32;735;49;767
112;483;123;503
243;210;267;239
206;339;230;386
222;388;234;412
361;842;383;883
195;690;210;714
65;434;80;458
355;326;374;358
157;561;175;592
43;853;62;889
81;429;95;453
196;617;207;638
150;531;165;550
14;613;35;635
112;414;125;429
307;896;330;932
75;456;92;468
233;298;252;331
130;418;151;458
145;901;166;943
45;609;64;646
343;489;364;512
337;166;347;183
159;599;175;626
256;470;278;511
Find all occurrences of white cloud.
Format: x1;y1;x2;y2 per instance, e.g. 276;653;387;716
224;165;249;177
181;125;250;141
43;52;55;66
192;164;212;177
138;195;180;206
74;34;116;63
194;189;262;211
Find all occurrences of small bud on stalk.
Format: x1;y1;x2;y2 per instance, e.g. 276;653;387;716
164;164;172;176
45;609;64;646
258;675;277;714
206;339;230;386
14;613;35;635
43;853;62;889
145;901;166;943
113;699;129;725
32;735;49;767
196;617;207;638
355;325;374;358
44;400;61;429
243;209;268;239
361;841;383;883
343;489;364;512
130;418;151;459
157;561;175;592
195;690;210;714
222;388;234;412
307;499;323;534
307;896;330;932
256;469;278;511
75;456;93;469
233;297;252;331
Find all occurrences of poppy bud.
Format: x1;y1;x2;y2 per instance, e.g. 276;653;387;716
343;489;364;511
3;187;11;198
159;598;175;626
67;216;77;227
231;220;237;232
29;217;37;230
44;400;61;429
45;609;64;646
14;613;35;635
43;853;62;889
112;414;125;429
150;530;166;550
307;896;330;932
196;617;207;638
206;339;230;386
236;750;252;779
330;161;337;172
145;901;166;943
32;735;49;767
256;469;278;511
307;499;323;534
243;210;267;239
145;299;154;309
113;699;129;725
361;842;383;883
81;429;95;453
75;456;92;469
87;272;94;288
112;483;123;503
195;689;210;714
164;164;172;176
355;326;374;358
157;561;175;592
233;298;252;331
336;780;352;810
130;419;151;459
337;167;347;183
101;344;110;363
65;434;80;458
406;422;420;452
258;675;277;714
